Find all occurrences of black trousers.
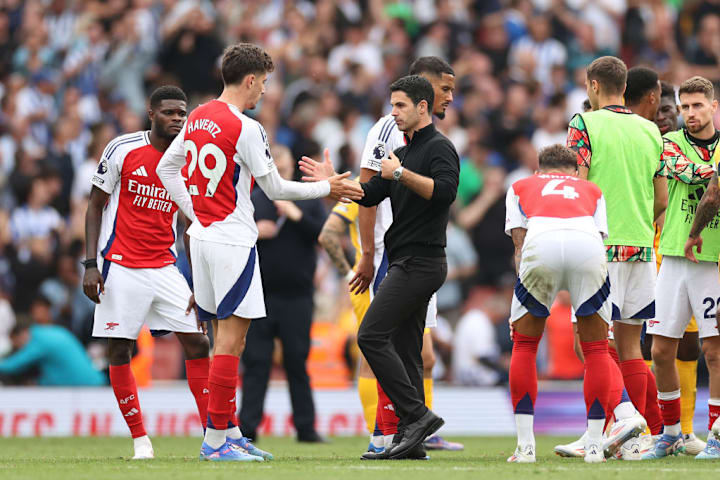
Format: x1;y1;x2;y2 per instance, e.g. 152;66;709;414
357;256;447;426
239;293;316;437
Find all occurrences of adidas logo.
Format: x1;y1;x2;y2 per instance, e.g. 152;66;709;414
132;166;149;177
124;408;139;417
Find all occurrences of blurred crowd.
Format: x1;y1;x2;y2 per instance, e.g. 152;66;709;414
1;0;719;386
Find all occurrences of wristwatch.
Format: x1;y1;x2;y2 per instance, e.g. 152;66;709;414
392;166;404;181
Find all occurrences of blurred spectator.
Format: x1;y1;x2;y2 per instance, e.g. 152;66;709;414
509;14;567;88
436;220;477;324
0;316;105;386
685;13;720;81
452;292;510;386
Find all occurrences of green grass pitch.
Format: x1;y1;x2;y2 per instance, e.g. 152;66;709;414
0;436;713;480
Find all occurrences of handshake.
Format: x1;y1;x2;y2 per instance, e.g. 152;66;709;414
299;149;364;203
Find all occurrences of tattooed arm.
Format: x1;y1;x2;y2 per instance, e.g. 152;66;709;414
684;172;720;262
318;212;353;277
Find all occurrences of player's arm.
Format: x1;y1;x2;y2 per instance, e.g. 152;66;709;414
156;125;196;221
653;176;668;221
504;185;527;274
567;114;591;179
660;137;715;184
354;167;377;294
380;144;459;204
83;186;109;303
684;171;720;262
318;212;353;279
241;123;362;202
510;228;527;275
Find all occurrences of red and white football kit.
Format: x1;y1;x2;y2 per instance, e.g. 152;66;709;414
91;131;198;339
157;100;330;321
505;173;611;323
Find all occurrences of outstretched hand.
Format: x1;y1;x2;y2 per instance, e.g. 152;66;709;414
299;148;336;182
299;148;364;203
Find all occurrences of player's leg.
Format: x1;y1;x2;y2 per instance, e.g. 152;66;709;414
694;285;720;459
147;264;212;433
194;240;265;461
643;256;693;459
351;288;379;442
508;312;545;463
677;325;703;453
93;263;154;459
696;335;720;458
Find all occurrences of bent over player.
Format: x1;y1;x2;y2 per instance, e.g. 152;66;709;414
506;145;646;464
156;43;363;462
83;86;210;460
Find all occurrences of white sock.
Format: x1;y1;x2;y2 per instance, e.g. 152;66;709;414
133;435;152;448
204;428;227;449
514;414;535;447
587;418;605;447
371;434;383;447
226;426;243;440
658;389;682;436
613;401;637;421
383;434;395;446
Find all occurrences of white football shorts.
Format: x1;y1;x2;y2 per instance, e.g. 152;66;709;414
649;256;720;339
511;229;611;324
189;237;266;321
371;248;437;328
92;262;199;339
607;257;656;325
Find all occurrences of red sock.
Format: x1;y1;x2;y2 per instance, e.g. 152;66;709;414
185;357;210;430
620;359;648;415
644;368;663;435
606;355;624;421
510;333;541;414
709;402;720;431
376;383;398;436
207;354;239;430
109;364;146;438
658;396;681;427
582;340;610;420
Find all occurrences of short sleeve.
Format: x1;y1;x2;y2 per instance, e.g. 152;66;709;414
594;194;609;239
236;119;276;178
360;117;395;172
331;201;358;224
91;138;124;194
504;185;527;235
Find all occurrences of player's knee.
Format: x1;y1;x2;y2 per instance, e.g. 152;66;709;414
676;340;700;361
180;333;210;360
107;340;133;366
701;341;720;370
651;340;676;366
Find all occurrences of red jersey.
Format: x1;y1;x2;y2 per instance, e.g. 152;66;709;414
505;173;608;239
166;100;275;246
92;131;179;268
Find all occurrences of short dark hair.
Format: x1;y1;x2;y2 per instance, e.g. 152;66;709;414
624;66;659;105
582;98;592;112
660;81;675;102
409;56;454;77
221;43;275;86
679;76;715;101
390;75;434;109
538;144;578;171
149;85;187;109
587;56;627;95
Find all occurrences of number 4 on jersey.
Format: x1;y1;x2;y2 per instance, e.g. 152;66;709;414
541;179;579;200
